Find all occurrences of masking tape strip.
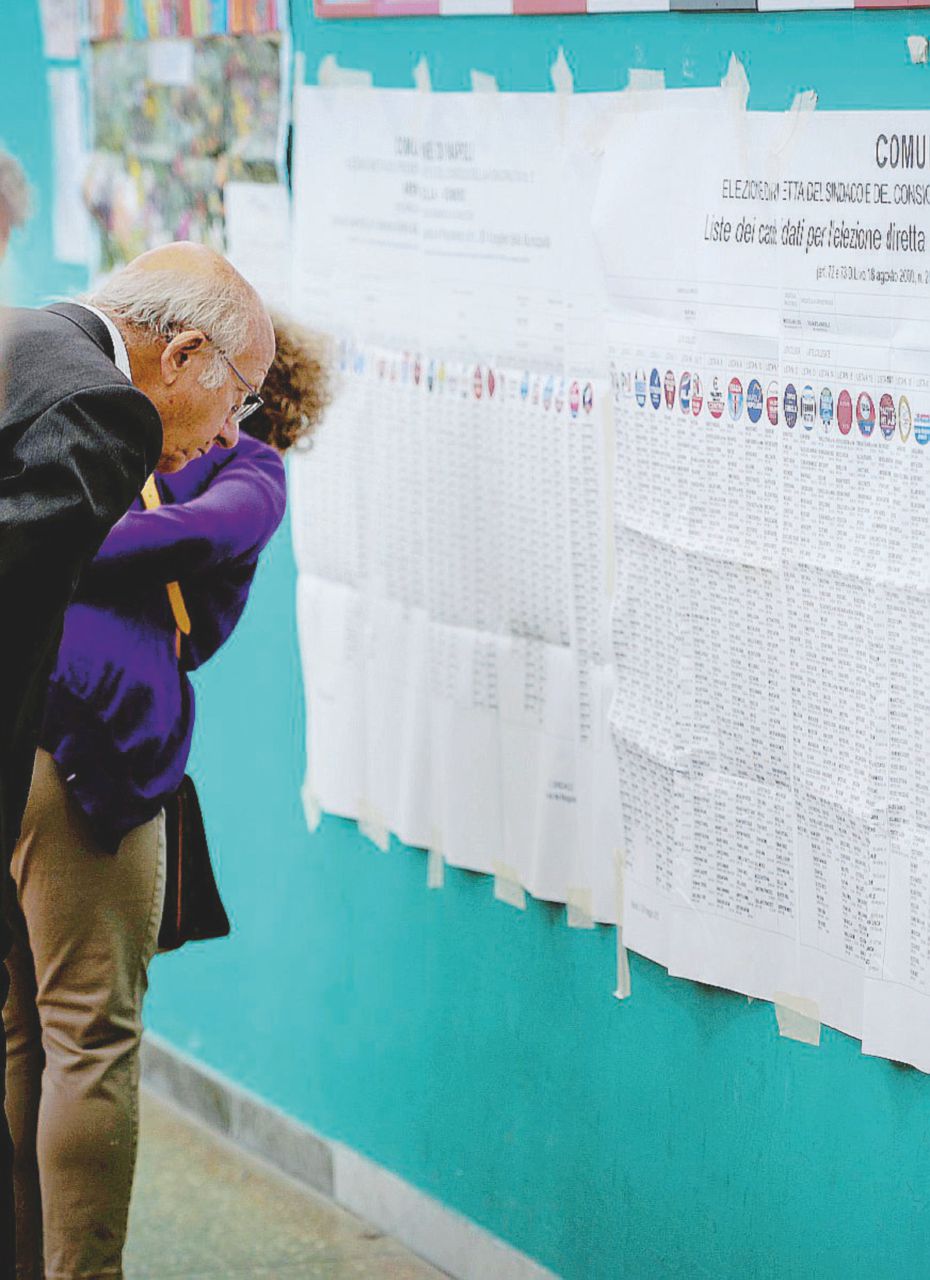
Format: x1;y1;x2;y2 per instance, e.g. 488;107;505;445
627;68;665;92
614;933;632;1001
413;55;432;92
493;864;527;911
550;47;574;95
566;887;595;930
427;848;445;890
790;87;818;113
317;54;374;89
772;83;817;165
470;69;499;93
301;784;323;834
613;847;631;1000
908;35;929;65
357;804;389;852
773;992;821;1047
720;52;750;112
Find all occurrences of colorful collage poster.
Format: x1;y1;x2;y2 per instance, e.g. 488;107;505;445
90;0;284;41
87;33;286;269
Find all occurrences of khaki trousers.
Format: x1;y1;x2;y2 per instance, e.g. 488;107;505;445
3;750;165;1280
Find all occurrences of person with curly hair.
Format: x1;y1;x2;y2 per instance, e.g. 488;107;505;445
2;312;330;1280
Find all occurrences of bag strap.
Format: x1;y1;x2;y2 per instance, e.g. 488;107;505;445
140;475;192;659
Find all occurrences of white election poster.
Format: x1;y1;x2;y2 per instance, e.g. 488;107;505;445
595;104;930;1071
290;87;617;913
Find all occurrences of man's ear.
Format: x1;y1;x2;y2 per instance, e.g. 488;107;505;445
160;329;209;385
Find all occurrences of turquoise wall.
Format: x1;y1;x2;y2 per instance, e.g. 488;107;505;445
0;2;86;306
7;3;930;1276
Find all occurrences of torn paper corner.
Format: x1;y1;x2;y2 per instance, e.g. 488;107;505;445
427;847;445;890
494;864;527;911
317;54;374;89
550;48;574;95
470;69;499;94
720;53;750;112
413;56;432;92
566;887;595;930
773;992;821;1047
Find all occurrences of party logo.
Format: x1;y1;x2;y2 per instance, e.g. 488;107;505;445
728;376;744;422
800;385;816;431
837;390;853;435
766;380;779;426
570;380;581;418
664;369;676;410
879;393;896;439
634;369;646;408
708;375;725;420
583;382;594;414
691;374;704;417
857;392;875;438
783;383;798;429
899;394;913;442
746;379;763;424
679;371;691;414
649;368;662;410
819;387;833;429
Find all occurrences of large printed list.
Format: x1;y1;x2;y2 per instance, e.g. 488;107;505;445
287;85;930;1072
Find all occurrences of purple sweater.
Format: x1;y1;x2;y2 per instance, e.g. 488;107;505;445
40;432;287;853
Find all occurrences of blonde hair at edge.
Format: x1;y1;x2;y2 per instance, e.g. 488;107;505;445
86;263;256;390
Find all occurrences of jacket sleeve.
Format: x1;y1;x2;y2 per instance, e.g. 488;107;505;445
0;382;162;780
78;446;288;591
0;382;161;580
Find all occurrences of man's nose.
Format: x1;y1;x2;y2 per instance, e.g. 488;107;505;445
216;418;240;450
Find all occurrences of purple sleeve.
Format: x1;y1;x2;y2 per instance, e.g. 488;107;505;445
79;447;287;591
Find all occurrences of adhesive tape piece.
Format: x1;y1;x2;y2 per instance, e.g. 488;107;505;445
907;34;929;64
413;55;432;92
790;88;818;113
612;848;631;1000
550;47;574;95
301;785;323;834
470;69;499;93
720;52;750;112
627;68;665;92
614;929;632;1000
566;887;595;930
494;864;527;911
427;848;445;890
773;992;821;1047
357;804;389;852
317;54;374;89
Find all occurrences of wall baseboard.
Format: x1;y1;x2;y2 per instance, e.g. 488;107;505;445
141;1033;560;1280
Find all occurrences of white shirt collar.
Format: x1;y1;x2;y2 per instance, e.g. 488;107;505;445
74;302;132;381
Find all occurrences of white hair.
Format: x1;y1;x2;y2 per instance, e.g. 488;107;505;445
0;150;30;229
86;264;255;390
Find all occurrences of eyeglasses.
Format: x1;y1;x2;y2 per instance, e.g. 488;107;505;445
218;351;263;424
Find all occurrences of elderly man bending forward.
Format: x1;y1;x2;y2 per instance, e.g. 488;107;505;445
0;243;274;1278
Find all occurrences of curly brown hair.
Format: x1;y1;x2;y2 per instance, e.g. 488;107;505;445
243;312;333;454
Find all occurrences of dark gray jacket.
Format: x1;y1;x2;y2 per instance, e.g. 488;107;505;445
0;302;162;870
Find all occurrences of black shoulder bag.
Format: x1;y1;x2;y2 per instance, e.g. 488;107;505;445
141;475;231;953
